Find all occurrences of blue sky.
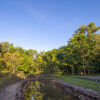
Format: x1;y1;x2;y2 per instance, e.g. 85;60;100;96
0;0;100;52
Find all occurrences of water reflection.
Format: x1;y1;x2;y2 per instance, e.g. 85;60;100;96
24;81;79;100
32;97;34;100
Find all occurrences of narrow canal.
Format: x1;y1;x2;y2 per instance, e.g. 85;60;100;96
24;81;79;100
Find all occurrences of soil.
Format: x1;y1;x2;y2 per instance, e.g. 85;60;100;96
0;75;100;100
0;81;22;100
76;76;100;81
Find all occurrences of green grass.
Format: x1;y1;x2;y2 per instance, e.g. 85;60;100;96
48;75;100;92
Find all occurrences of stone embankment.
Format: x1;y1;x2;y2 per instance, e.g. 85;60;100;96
16;75;100;100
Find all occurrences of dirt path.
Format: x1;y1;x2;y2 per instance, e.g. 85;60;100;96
0;82;21;100
76;76;100;81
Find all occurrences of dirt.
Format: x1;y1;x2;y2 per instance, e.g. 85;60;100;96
0;82;22;100
76;76;100;81
0;75;100;100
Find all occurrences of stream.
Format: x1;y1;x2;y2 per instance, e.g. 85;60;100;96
24;81;79;100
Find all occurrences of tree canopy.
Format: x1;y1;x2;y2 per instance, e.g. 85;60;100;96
0;22;100;76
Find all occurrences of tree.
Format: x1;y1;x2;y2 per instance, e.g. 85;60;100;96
68;22;100;75
4;52;20;73
17;55;35;76
86;22;100;37
0;42;13;68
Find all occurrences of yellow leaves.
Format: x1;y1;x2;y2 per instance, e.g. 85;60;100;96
0;53;3;63
37;56;43;64
2;52;20;73
4;52;20;62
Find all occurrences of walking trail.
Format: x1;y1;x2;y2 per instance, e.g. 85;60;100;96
0;82;21;100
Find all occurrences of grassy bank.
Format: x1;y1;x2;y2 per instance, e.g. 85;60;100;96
48;75;100;92
0;72;22;91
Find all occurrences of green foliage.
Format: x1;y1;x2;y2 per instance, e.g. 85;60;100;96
0;42;38;76
37;22;100;76
0;22;100;76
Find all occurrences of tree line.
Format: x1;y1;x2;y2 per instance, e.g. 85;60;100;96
0;22;100;76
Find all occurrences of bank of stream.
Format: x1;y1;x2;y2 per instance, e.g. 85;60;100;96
16;75;100;100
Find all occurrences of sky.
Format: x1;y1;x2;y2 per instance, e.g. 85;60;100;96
0;0;100;52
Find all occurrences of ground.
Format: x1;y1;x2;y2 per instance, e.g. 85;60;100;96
48;75;100;91
76;76;100;81
0;81;21;100
0;72;23;100
0;75;100;100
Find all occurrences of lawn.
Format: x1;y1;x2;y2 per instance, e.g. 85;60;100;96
48;75;100;92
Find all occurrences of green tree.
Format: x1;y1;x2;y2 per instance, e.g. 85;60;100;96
4;52;20;73
0;42;13;68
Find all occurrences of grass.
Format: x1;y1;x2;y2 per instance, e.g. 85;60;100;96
0;72;22;92
48;75;100;92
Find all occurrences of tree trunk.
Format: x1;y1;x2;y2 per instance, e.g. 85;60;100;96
84;68;86;76
66;66;68;75
72;67;74;76
1;53;7;68
83;59;86;76
83;54;86;76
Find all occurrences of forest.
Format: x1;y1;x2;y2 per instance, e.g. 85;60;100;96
0;22;100;77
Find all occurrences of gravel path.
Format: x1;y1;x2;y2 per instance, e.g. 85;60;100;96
76;76;100;81
0;82;21;100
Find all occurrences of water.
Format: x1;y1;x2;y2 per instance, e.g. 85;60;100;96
24;81;79;100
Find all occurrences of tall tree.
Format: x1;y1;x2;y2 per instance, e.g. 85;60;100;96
4;52;20;73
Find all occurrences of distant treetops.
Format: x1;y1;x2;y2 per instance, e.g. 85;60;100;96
0;22;100;76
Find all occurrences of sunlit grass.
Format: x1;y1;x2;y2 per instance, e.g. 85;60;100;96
48;75;100;92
